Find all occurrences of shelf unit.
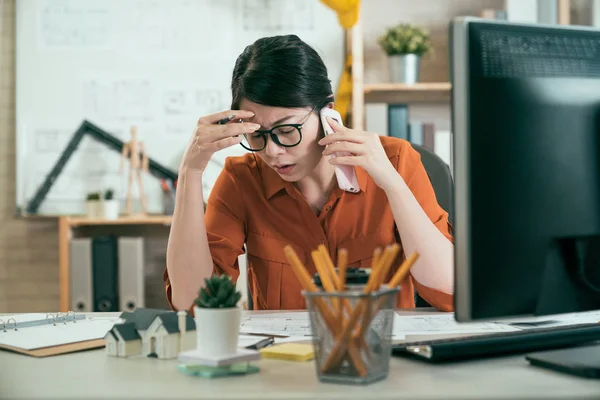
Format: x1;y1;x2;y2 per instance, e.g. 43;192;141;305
349;18;450;131
57;214;172;312
348;0;572;131
363;82;451;104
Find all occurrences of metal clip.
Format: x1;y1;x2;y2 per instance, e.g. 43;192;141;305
6;318;17;331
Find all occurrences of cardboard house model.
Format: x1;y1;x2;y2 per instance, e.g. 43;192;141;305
105;308;196;359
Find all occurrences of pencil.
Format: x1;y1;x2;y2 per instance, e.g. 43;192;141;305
387;252;419;288
284;245;367;376
351;251;420;350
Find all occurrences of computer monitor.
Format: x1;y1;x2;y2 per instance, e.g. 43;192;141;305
451;17;600;322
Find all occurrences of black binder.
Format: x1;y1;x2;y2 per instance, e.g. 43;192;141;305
91;235;119;312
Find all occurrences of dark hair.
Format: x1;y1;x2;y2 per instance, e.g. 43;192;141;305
230;35;333;111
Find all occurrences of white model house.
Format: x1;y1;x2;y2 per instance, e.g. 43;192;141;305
105;322;142;357
105;308;196;359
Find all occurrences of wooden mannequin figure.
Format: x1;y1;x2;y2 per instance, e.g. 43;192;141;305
120;125;149;215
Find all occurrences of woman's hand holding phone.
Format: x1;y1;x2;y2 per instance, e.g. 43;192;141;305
319;113;398;192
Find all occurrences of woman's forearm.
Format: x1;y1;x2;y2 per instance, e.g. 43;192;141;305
166;171;214;310
384;175;454;294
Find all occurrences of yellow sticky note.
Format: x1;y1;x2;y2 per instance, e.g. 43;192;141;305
259;343;315;362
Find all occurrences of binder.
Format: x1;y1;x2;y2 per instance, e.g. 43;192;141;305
91;235;119;312
423;122;436;152
409;121;424;145
69;238;93;312
118;237;145;312
387;104;409;139
0;312;120;357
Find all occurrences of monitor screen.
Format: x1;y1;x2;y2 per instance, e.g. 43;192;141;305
450;17;600;321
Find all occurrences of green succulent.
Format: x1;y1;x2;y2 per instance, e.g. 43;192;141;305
86;192;101;201
378;23;432;56
195;275;241;309
104;189;114;200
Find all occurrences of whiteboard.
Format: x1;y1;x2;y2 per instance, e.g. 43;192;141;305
16;0;344;215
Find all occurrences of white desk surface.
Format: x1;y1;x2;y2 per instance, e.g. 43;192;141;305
1;309;599;399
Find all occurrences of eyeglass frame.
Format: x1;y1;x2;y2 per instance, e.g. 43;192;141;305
239;106;316;152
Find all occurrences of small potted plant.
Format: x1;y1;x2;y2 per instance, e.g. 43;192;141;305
86;192;101;218
193;275;242;358
377;23;432;84
102;188;119;220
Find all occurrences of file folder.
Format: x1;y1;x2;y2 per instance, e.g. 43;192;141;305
118;237;145;312
69;238;93;312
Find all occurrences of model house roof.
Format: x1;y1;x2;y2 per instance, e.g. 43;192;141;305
113;322;141;342
121;308;171;331
155;313;195;334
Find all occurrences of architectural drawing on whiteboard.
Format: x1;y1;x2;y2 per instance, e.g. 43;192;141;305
34;129;71;153
125;0;199;51
163;90;188;115
242;0;314;31
39;0;112;48
163;89;224;115
165;121;191;136
196;90;223;114
83;78;155;122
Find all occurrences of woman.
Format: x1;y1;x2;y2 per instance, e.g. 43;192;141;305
164;34;454;313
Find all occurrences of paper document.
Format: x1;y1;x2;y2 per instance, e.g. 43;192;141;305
393;314;523;336
502;310;600;328
239;312;406;339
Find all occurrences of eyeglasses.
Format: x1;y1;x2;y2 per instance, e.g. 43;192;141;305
240;107;315;152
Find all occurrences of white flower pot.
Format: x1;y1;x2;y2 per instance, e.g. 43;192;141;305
193;306;241;357
86;200;102;219
389;54;420;84
102;199;119;220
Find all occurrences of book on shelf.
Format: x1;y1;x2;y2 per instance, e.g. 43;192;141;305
365;103;451;168
481;9;508;20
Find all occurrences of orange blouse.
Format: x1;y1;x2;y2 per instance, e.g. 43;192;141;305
164;136;454;312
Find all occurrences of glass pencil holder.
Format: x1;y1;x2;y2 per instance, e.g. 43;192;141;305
302;286;399;385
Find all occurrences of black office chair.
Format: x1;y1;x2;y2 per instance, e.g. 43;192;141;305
411;143;454;226
411;143;455;307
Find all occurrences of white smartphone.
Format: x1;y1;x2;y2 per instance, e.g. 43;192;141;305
319;107;360;193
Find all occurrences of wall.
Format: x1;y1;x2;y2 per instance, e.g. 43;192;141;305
0;0;61;312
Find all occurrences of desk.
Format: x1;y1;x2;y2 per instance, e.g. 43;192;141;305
1;310;599;399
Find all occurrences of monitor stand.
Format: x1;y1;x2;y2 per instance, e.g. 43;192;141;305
525;344;600;379
524;235;600;379
535;236;600;316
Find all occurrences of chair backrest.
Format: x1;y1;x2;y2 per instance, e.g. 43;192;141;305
410;143;454;307
411;143;454;225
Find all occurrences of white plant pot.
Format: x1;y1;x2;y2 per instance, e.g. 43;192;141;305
86;200;101;219
102;199;119;220
193;306;241;357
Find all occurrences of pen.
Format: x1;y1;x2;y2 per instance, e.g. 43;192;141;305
239;332;289;339
217;114;236;125
245;337;274;350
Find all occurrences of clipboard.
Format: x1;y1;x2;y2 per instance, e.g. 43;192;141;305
0;312;120;357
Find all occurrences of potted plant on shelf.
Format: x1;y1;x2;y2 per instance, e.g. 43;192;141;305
86;192;101;218
102;188;119;220
193;275;242;357
377;23;432;84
